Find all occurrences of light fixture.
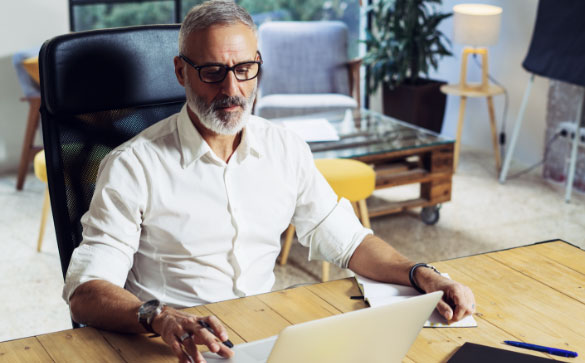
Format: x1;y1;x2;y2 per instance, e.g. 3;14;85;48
453;3;503;90
440;3;505;172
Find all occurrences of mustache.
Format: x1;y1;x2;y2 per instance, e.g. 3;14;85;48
211;95;247;110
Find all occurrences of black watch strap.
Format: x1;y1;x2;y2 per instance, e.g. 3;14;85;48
137;299;165;334
139;315;157;334
409;263;441;294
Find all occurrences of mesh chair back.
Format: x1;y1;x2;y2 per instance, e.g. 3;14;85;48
258;21;351;96
39;25;186;278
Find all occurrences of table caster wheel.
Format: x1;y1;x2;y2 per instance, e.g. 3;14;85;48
421;205;440;225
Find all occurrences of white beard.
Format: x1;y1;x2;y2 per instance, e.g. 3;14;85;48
186;85;256;136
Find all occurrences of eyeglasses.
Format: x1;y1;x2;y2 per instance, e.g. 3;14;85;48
179;52;263;84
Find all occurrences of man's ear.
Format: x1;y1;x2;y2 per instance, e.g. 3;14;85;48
174;56;186;87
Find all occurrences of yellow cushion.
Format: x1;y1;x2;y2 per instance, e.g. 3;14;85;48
315;159;375;202
34;150;47;183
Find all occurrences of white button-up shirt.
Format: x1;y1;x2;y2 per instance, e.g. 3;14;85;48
63;105;371;307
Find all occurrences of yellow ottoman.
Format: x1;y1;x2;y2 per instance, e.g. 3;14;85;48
34;150;50;252
281;158;376;282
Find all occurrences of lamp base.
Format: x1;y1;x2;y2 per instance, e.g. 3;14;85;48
459;47;492;90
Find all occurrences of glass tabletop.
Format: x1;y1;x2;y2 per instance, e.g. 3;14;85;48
273;109;454;160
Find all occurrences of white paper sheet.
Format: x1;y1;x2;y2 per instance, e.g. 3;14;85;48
355;274;477;328
282;118;340;142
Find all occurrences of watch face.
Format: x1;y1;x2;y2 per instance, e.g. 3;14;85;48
139;299;161;317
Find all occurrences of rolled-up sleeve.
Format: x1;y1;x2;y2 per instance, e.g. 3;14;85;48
305;198;372;268
62;148;147;303
291;141;372;268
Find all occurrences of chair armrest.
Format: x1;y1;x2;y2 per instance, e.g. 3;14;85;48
347;58;362;109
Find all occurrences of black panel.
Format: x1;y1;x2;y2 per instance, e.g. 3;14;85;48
523;0;585;86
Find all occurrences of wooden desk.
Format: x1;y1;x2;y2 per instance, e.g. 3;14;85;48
2;240;584;362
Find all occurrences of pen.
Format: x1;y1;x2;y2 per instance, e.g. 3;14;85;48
504;340;578;358
199;320;234;348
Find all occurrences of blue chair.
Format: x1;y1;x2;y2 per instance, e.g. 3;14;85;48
13;46;42;190
254;21;361;119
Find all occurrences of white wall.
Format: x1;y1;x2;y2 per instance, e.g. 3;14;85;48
0;0;69;174
371;0;547;166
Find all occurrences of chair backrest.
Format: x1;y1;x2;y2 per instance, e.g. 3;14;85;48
39;25;186;278
12;46;42;98
522;0;585;86
258;21;350;96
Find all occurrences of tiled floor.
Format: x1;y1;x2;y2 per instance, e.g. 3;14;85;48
1;147;584;342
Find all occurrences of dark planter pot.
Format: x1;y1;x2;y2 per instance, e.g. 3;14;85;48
382;79;447;133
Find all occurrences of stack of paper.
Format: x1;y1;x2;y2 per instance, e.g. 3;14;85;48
355;274;477;328
282;118;340;142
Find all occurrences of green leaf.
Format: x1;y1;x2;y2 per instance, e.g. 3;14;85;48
362;0;452;94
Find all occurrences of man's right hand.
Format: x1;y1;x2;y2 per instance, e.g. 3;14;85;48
152;308;234;363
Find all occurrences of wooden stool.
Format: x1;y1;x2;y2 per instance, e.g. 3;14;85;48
280;158;376;282
33;150;50;252
440;47;504;172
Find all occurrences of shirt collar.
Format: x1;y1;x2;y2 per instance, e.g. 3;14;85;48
177;105;263;168
177;105;212;168
236;119;264;163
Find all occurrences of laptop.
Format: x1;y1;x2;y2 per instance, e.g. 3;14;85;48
202;290;443;363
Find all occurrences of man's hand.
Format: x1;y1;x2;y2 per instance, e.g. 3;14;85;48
152;308;234;363
347;235;476;323
415;268;476;323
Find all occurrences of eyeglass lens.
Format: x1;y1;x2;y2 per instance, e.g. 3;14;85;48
200;62;260;83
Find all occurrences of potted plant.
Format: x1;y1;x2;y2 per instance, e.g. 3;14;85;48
363;0;452;133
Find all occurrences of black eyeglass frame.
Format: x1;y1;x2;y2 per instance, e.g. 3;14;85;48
179;51;263;84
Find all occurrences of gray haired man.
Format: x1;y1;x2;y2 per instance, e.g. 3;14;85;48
64;1;475;363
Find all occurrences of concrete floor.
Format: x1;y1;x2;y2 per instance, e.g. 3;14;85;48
1;147;584;342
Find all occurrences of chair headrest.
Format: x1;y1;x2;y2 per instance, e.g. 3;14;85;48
40;25;186;115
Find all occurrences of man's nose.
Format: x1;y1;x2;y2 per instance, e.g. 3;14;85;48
220;70;240;96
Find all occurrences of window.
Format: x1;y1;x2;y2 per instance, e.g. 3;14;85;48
69;0;360;57
241;0;361;58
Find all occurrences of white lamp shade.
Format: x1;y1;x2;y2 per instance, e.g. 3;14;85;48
453;4;502;47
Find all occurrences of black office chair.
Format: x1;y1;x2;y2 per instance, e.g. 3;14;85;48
39;25;186;282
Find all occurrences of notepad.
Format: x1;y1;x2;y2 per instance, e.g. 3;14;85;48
282;118;340;142
354;274;478;328
448;342;559;362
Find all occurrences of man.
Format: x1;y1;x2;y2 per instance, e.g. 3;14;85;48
63;1;475;363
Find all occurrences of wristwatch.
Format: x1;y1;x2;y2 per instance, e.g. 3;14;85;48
409;263;441;294
137;299;165;334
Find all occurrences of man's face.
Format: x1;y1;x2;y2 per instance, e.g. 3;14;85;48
175;23;259;135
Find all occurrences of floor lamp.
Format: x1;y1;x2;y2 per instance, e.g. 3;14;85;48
441;4;504;171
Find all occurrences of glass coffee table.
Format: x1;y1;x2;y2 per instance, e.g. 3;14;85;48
275;109;455;224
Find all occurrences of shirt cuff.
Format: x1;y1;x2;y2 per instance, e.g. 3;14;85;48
306;198;373;268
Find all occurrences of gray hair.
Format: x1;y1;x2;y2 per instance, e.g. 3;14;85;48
179;0;256;53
